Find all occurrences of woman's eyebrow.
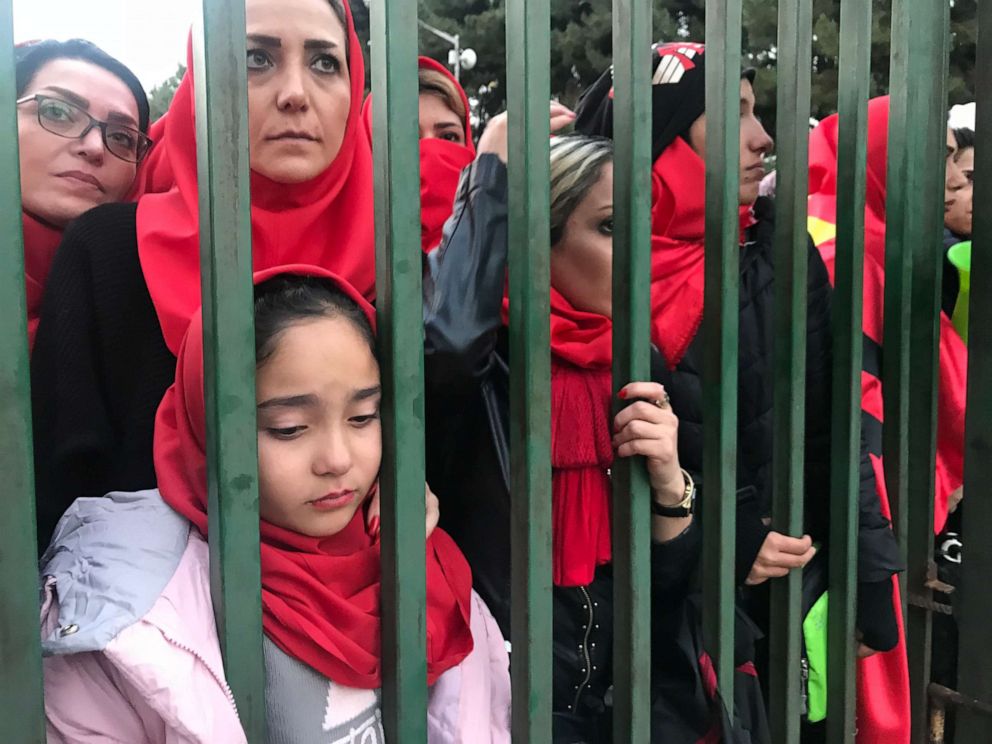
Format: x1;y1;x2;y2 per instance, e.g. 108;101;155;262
40;85;88;109
257;393;319;410
351;386;382;403
304;39;341;51
247;34;282;48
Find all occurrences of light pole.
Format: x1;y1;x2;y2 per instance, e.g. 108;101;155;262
361;1;476;82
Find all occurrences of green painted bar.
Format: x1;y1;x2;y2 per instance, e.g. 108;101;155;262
955;0;992;736
768;0;812;740
0;3;46;741
192;1;267;739
702;0;743;700
610;1;653;741
504;0;554;741
826;0;872;739
369;0;429;740
903;2;950;740
882;0;917;583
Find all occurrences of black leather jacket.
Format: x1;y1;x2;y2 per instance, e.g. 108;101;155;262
423;156;706;737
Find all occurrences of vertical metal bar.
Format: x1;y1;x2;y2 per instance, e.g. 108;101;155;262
193;1;266;739
369;0;428;740
904;3;951;741
611;1;653;741
702;0;743;699
883;0;917;582
0;2;46;740
956;0;992;736
505;1;553;741
768;0;813;740
826;0;872;740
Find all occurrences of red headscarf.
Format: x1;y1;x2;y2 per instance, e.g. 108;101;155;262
154;265;474;688
650;136;756;367
808;96;968;744
807;96;967;536
136;2;376;355
361;57;475;254
23;213;64;350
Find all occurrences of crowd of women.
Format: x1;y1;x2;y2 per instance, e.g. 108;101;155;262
14;0;973;742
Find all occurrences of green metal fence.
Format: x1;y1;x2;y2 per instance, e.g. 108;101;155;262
0;0;989;742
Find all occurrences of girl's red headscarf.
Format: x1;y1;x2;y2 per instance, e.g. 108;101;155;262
807;96;967;535
154;265;473;687
650;136;756;368
136;1;376;355
361;56;475;254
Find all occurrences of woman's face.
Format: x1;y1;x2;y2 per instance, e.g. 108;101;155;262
245;0;351;184
945;146;973;237
16;58;139;227
686;79;773;206
944;130;971;237
255;314;382;538
550;162;614;318
418;92;465;145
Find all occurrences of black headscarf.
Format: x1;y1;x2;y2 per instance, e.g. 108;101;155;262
574;42;755;163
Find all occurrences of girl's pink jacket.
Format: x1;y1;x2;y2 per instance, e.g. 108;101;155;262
40;490;511;744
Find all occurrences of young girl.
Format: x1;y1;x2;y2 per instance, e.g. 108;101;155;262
41;267;511;743
31;0;376;547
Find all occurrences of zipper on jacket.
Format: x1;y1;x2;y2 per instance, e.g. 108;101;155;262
570;585;595;713
159;629;240;714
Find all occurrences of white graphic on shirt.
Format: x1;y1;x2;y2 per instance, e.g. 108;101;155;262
321;683;385;744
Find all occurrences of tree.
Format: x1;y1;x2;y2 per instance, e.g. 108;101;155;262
148;64;186;122
350;0;976;139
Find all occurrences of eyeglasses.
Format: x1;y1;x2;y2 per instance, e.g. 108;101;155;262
16;94;153;164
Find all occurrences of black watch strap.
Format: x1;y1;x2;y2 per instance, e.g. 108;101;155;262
651;496;693;518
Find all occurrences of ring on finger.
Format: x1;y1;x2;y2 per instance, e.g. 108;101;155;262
653;391;671;409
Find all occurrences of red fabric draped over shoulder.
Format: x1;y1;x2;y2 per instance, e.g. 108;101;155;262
22;213;64;350
649;137;755;368
808;95;966;537
135;2;376;355
807;95;968;744
361;56;475;254
154;265;473;688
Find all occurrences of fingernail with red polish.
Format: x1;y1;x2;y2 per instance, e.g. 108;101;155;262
618;389;627;399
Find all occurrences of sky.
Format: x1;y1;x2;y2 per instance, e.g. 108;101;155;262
13;0;200;90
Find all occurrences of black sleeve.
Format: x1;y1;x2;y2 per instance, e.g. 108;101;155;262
423;154;509;401
802;240;903;651
31;218;116;548
651;520;703;593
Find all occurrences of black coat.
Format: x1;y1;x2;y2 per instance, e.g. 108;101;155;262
424;156;770;743
30;203;175;550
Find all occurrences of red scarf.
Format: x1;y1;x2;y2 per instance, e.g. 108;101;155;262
361;57;475;254
503;289;614;586
22;212;63;351
154;265;474;687
807;96;966;536
650;136;755;368
136;3;376;355
807;95;969;744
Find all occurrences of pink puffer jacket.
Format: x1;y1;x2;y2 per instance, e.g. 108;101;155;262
41;491;511;744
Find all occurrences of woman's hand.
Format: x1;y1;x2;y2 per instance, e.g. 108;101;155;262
476;102;576;163
745;532;817;585
366;483;440;540
612;382;684;505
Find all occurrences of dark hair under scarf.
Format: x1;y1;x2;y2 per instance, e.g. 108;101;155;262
15;38;150;133
574;42;755;162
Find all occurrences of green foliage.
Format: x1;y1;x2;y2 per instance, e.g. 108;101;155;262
148;64;186;123
350;0;975;137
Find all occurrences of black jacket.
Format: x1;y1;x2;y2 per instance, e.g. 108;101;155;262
424;155;902;655
425;156;770;742
30;203;176;549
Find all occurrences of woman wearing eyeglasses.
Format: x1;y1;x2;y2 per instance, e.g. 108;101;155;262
30;0;378;551
14;39;152;350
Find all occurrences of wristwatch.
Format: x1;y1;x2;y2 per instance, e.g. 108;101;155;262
651;468;696;518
